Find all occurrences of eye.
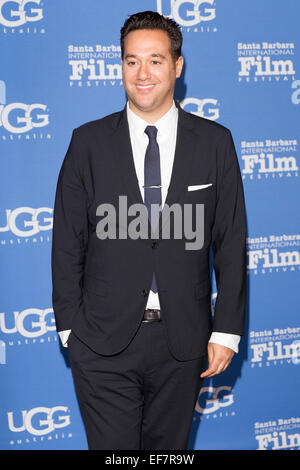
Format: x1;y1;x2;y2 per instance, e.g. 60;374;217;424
127;61;136;66
152;61;161;65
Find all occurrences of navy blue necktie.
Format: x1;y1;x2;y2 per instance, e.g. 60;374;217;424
144;125;162;294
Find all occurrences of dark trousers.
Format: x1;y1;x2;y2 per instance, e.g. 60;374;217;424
68;319;207;450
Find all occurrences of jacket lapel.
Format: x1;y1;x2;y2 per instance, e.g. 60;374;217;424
110;104;144;207
159;101;196;236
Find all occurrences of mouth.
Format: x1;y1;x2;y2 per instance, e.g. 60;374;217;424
136;84;156;91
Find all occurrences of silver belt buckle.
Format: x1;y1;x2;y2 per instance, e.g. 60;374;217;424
142;309;161;322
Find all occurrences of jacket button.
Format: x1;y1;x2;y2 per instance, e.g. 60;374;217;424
141;289;148;297
152;241;159;249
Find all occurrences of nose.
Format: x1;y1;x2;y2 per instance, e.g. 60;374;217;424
136;62;151;80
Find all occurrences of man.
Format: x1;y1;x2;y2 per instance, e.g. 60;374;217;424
51;11;246;450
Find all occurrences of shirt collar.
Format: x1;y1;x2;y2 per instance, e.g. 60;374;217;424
126;100;178;138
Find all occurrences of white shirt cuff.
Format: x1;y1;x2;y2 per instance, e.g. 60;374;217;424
58;329;71;348
209;332;241;353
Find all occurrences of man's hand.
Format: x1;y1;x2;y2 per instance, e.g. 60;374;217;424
200;342;235;378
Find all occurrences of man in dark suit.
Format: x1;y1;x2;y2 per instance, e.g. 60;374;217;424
51;11;246;450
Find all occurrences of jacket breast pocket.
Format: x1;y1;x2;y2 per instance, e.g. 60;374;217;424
195;278;211;300
83;274;109;297
184;184;214;208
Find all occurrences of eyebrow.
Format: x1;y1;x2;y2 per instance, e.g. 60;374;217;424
124;53;167;60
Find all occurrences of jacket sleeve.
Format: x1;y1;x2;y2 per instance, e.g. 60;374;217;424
51;128;89;332
211;129;247;336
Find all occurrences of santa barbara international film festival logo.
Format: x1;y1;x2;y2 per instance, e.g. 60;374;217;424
0;206;53;246
254;416;300;450
7;406;72;446
0;81;50;141
237;42;296;83
247;233;300;275
156;0;217;33
0;0;45;34
250;326;300;369
0;307;57;363
68;44;122;88
240;137;299;181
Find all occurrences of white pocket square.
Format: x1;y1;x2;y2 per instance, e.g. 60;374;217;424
187;184;213;191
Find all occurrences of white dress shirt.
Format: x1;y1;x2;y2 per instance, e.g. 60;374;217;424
58;100;240;353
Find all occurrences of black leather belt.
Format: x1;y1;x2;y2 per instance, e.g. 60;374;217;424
142;309;162;322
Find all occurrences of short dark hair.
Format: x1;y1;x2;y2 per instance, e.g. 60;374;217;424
120;10;182;62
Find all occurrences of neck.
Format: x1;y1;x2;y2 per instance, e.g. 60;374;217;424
128;99;174;124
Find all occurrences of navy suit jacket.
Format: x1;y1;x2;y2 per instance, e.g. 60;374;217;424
51;101;247;360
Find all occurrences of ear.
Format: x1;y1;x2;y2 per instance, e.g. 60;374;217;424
175;56;184;78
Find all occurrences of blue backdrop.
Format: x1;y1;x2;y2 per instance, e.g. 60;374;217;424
1;0;299;450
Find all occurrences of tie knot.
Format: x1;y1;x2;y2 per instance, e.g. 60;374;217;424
144;125;158;140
